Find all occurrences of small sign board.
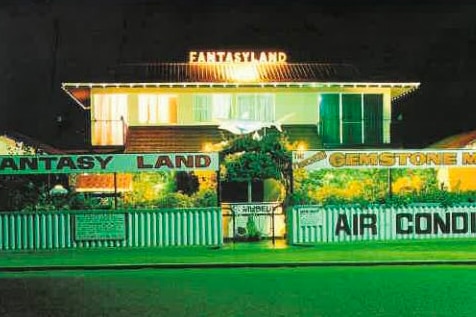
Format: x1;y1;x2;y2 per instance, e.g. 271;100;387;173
231;203;278;215
298;207;323;226
74;213;126;241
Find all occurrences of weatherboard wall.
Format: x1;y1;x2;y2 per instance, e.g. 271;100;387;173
289;204;476;244
0;208;222;251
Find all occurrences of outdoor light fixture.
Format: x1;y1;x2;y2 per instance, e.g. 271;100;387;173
49;184;68;195
296;142;307;152
202;142;214;152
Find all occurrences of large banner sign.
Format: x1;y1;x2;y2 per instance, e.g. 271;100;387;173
291;206;476;244
0;153;219;174
293;149;476;170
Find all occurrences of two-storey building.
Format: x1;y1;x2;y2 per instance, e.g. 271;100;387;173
63;50;419;154
62;50;419;201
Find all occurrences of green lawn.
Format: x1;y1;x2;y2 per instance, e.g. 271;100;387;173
1;238;476;268
0;239;476;270
1;266;476;316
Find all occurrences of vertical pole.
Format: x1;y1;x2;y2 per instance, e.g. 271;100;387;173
114;172;118;210
248;180;252;202
272;204;276;247
388;168;393;200
232;205;236;245
216;171;221;207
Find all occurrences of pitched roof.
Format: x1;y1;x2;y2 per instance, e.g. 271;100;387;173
113;62;361;83
0;132;64;154
124;125;322;153
62;62;420;110
124;126;230;153
429;130;476;149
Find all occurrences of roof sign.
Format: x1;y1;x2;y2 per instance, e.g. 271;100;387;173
189;51;287;64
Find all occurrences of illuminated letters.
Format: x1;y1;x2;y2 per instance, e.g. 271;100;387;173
188;50;287;63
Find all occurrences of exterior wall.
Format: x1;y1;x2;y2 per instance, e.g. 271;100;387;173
438;167;476;191
0;208;222;250
288;204;476;244
90;87;391;126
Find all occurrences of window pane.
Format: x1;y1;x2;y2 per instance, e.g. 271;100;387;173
212;94;231;119
342;94;362;145
193;95;211;122
236;95;254;119
319;94;340;144
364;94;383;144
138;94;177;124
235;94;274;121
193;94;231;122
256;94;274;121
92;93;128;146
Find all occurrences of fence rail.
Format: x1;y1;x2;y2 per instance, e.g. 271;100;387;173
0;208;222;251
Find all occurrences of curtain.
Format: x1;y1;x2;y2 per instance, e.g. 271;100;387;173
92;94;128;145
138;94;177;124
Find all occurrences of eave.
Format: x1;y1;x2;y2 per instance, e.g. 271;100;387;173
62;81;420;110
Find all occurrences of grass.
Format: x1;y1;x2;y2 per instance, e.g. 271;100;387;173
1;266;476;316
2;238;476;268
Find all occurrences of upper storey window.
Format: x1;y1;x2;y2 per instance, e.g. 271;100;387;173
92;93;128;146
318;93;384;146
193;93;274;122
138;94;177;124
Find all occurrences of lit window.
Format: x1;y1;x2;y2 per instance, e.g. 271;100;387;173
92;93;128;146
193;94;231;122
235;94;274;121
138;94;177;124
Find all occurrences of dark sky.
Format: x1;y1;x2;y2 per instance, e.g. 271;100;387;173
1;0;476;148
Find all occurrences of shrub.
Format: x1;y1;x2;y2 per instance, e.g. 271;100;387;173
192;188;218;207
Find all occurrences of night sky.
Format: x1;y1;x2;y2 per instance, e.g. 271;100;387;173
1;0;476;149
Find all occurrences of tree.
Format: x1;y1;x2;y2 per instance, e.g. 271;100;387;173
220;129;292;202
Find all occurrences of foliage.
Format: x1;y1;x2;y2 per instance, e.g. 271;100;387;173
221;131;291;181
245;217;261;241
153;192;194;208
122;172;175;207
192;188;218;207
291;167;474;207
122;171;217;209
175;171;199;195
6;141;35;155
0;175;54;211
220;129;293;201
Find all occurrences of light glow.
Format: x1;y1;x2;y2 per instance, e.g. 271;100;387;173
229;64;260;82
189;51;287;64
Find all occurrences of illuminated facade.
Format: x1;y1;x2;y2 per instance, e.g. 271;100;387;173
62;51;419;152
